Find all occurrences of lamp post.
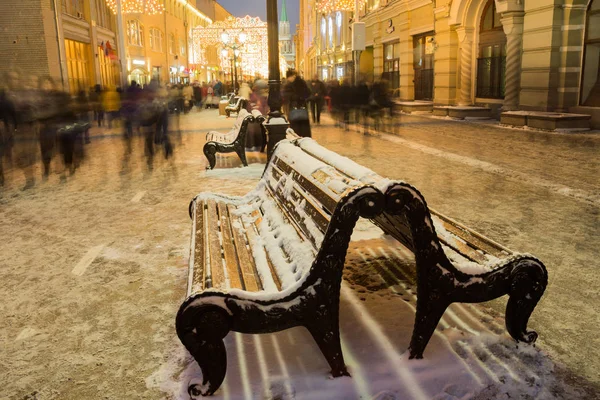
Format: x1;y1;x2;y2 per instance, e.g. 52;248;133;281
264;0;289;160
221;31;246;94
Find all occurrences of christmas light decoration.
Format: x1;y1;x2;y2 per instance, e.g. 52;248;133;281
105;0;165;15
191;16;289;79
316;0;366;14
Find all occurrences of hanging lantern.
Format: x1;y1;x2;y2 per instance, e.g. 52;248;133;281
105;0;165;15
316;0;366;14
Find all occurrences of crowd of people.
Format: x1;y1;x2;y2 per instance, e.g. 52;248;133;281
1;70;395;190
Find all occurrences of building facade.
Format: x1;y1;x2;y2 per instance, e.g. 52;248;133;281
0;0;215;94
123;0;212;86
0;0;121;94
302;0;600;121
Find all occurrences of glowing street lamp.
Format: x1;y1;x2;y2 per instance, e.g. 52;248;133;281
221;30;246;94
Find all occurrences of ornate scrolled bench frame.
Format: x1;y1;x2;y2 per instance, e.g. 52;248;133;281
203;112;265;170
293;138;548;359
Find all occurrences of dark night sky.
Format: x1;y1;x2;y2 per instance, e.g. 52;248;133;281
216;0;299;34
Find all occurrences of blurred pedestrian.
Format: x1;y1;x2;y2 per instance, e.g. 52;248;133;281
308;75;326;124
101;85;121;129
282;69;311;138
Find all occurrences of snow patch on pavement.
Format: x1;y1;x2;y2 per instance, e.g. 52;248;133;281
203;163;265;179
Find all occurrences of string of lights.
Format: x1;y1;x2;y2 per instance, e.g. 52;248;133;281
105;0;165;15
191;16;287;79
316;0;366;14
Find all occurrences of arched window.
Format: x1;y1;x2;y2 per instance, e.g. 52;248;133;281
336;12;342;46
476;0;506;99
581;0;600;105
149;28;164;52
127;20;144;46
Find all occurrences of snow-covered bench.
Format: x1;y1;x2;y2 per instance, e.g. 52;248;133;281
176;140;385;396
203;109;265;170
294;137;548;360
225;95;246;117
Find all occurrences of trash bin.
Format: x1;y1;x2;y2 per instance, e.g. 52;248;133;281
219;100;228;116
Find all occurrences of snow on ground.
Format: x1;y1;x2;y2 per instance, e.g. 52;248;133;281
146;222;587;400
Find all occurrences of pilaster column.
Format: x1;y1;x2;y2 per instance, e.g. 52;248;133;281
456;27;474;105
500;12;524;111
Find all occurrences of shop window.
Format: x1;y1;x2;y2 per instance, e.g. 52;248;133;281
413;34;434;100
476;0;506;99
150;28;164;52
98;47;119;88
65;39;91;94
383;42;400;95
581;0;600;106
127;20;144;47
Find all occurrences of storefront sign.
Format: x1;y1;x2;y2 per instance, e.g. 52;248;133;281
132;59;146;66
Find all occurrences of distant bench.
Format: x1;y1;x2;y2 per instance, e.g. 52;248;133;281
225;96;247;118
203;109;264;170
177;136;548;396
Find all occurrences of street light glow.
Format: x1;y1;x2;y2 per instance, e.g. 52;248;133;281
221;32;230;44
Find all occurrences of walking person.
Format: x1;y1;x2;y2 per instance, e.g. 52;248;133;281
282;69;311;138
308;75;326;124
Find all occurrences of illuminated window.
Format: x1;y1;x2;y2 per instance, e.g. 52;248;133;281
328;16;333;48
98;47;119;88
149;28;164;52
127;20;144;46
321;17;326;48
180;38;186;55
336;12;342;46
65;39;91;94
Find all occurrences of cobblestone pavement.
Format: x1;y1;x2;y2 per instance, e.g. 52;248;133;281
1;109;599;398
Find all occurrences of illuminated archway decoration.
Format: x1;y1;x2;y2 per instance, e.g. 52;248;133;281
105;0;165;15
192;16;288;79
316;0;366;14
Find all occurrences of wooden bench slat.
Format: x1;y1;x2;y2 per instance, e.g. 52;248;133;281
269;166;330;239
274;156;339;214
246;209;282;291
226;204;261;292
206;199;226;289
190;200;206;294
217;202;244;290
430;211;511;259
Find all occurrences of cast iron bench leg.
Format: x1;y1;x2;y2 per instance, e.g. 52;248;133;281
203;143;217;170
177;305;231;397
235;146;248;167
306;313;350;377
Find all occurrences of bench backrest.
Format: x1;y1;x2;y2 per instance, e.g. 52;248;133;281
293;137;512;264
259;140;369;287
230;108;250;132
